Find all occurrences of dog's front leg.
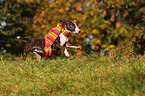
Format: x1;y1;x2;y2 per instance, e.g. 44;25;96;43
66;42;80;49
64;49;69;57
53;45;70;57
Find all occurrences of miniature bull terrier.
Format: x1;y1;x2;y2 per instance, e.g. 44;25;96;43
17;20;80;61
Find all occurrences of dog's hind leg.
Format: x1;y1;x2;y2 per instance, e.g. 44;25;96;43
33;52;41;61
23;45;31;59
23;50;29;59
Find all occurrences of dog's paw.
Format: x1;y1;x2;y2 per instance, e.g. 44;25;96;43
17;36;21;39
75;46;80;49
64;49;70;57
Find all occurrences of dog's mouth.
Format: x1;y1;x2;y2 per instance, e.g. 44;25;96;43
72;31;80;34
73;29;81;34
68;30;80;34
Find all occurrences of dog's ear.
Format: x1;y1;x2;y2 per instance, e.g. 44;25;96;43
59;20;66;25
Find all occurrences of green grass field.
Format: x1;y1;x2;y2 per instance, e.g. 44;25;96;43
0;55;145;96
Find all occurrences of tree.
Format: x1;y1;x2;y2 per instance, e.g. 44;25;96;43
106;0;145;55
1;0;145;56
0;0;39;55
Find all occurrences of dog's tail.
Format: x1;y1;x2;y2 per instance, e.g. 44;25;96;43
17;36;29;41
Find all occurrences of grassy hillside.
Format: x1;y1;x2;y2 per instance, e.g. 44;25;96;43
0;55;145;95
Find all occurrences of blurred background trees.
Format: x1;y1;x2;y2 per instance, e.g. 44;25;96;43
0;0;145;57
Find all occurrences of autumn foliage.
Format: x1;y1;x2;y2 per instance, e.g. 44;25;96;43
0;0;145;56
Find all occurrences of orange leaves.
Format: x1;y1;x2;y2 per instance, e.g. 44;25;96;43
110;15;115;22
115;21;121;28
91;12;94;16
96;46;99;49
17;0;38;3
139;7;145;12
82;14;88;20
72;2;82;11
24;0;137;55
73;20;77;23
58;7;70;13
7;23;13;26
65;7;70;11
40;11;45;17
4;0;145;56
41;25;46;29
43;19;47;24
80;34;86;38
58;8;64;13
103;11;107;16
16;13;20;16
49;3;55;8
76;2;82;11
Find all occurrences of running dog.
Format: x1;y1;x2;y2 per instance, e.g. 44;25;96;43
17;20;80;61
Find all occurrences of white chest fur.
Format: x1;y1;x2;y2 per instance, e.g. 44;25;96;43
59;33;68;46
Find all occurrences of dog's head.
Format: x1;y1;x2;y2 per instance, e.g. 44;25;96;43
60;20;80;34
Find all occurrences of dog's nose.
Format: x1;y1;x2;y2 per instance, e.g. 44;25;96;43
79;30;81;33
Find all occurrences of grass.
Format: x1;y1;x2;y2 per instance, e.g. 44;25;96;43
0;54;145;95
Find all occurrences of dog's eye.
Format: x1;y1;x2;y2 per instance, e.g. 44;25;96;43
69;26;75;31
70;25;73;28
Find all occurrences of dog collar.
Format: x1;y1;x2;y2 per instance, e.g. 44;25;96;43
57;23;69;37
